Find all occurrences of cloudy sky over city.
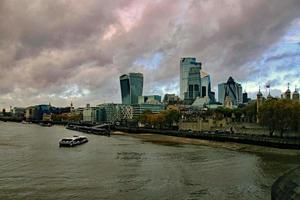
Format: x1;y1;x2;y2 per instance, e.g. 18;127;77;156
0;0;299;108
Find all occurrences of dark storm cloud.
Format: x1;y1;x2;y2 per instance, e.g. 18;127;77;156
0;0;299;108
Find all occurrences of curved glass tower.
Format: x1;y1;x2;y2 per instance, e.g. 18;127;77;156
120;73;143;105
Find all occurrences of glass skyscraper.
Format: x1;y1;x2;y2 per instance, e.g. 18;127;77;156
218;77;243;105
180;58;202;99
184;67;202;104
120;73;143;105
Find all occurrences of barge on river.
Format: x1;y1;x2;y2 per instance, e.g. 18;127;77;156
66;124;111;136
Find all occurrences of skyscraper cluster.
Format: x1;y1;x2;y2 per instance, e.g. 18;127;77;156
119;57;248;108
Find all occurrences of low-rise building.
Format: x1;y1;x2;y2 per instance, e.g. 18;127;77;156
97;103;133;124
163;94;181;105
132;104;165;118
138;95;161;104
82;107;101;124
179;118;228;132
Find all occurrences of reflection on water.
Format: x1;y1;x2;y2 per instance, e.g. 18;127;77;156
0;122;299;200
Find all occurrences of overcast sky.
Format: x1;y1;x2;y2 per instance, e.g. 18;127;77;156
0;0;299;109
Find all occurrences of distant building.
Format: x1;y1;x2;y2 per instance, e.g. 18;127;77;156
163;94;180;105
180;57;215;104
224;96;233;109
82;106;101;124
120;73;143;105
138;95;161;104
180;57;201;99
201;71;216;102
192;96;210;108
282;83;292;100
292;87;299;102
25;104;52;121
284;89;291;99
97;104;133;124
132;104;165;118
184;67;202;104
243;92;250;104
218;77;243;105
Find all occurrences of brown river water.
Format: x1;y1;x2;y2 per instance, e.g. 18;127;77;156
0;122;299;200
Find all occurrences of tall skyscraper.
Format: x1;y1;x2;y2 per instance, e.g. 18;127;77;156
218;77;243;105
120;73;143;105
184;67;202;104
201;71;216;102
180;58;202;99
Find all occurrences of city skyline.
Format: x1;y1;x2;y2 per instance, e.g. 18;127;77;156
0;0;300;109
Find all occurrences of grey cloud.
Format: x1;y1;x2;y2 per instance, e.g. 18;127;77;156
0;0;300;108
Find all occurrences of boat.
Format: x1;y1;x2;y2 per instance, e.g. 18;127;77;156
59;135;88;147
39;122;52;127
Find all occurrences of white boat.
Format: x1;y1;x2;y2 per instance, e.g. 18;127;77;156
59;135;88;147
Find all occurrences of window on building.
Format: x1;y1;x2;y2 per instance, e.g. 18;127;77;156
202;86;206;97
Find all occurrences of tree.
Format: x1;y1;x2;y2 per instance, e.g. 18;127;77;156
259;99;300;137
139;110;153;124
213;107;233;119
241;102;257;123
164;110;181;127
258;99;276;136
137;109;181;129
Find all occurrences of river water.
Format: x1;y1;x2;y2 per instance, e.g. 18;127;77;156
0;122;299;200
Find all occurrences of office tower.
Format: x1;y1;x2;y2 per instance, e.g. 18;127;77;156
243;92;248;103
180;58;201;99
120;73;143;104
218;77;243;105
184;67;202;104
201;71;216;102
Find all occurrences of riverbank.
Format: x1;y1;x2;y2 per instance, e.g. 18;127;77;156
114;127;300;150
113;131;300;156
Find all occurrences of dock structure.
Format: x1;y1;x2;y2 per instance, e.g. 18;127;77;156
66;124;111;136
